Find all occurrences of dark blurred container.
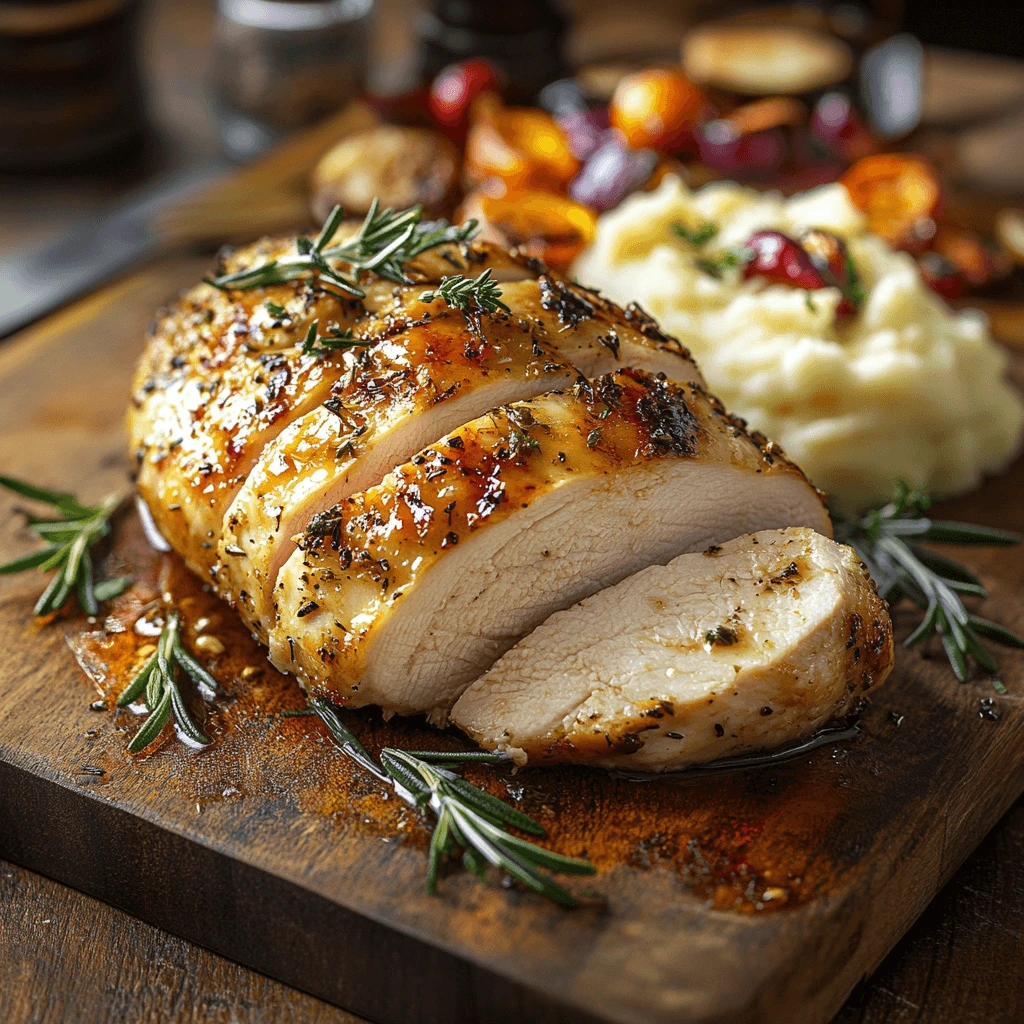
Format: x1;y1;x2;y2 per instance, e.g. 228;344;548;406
214;0;374;162
418;0;568;102
0;0;146;170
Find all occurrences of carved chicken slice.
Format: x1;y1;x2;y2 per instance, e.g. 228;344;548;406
217;287;703;638
270;370;831;722
453;528;893;771
129;240;366;576
216;311;578;638
129;236;536;577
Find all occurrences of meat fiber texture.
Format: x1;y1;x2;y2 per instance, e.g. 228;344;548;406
452;527;893;770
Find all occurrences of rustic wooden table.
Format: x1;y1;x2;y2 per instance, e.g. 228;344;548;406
2;2;1023;1022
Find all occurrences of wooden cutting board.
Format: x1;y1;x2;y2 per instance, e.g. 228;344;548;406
3;150;1024;1024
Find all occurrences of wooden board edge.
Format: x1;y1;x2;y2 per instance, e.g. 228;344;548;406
745;730;1024;1024
0;756;609;1024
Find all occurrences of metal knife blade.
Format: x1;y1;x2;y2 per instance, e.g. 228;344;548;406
0;166;226;339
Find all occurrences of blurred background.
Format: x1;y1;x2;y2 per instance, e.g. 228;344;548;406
1;0;1023;331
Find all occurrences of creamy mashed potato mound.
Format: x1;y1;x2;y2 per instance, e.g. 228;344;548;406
574;175;1024;511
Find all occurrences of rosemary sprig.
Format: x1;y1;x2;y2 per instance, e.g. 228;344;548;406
671;221;718;247
834;482;1024;687
332;200;478;286
117;611;219;753
300;320;368;359
419;269;510;314
207;201;478;298
0;476;131;617
309;698;595;905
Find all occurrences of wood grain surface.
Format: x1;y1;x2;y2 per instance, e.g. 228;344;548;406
5;788;1024;1024
0;858;367;1024
2;222;1024;1024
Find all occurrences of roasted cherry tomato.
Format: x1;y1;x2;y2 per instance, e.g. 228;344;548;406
465;94;579;192
609;69;708;153
840;154;941;253
918;252;966;302
429;59;502;140
458;187;597;271
743;230;827;290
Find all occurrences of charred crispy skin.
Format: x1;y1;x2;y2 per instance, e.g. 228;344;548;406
271;370;830;720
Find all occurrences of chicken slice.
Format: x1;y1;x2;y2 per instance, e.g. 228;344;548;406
498;274;701;382
215;310;578;638
452;528;893;771
129;240;369;576
270;370;831;722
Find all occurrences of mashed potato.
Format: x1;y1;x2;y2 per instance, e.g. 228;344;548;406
574;175;1023;511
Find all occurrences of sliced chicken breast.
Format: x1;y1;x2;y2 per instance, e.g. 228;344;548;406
270;370;831;722
215;310;578;638
453;528;893;771
217;284;703;639
129;240;368;575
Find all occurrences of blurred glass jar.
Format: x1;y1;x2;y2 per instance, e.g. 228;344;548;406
0;0;146;170
215;0;374;162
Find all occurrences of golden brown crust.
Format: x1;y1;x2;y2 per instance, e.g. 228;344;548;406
128;236;537;576
128;245;368;574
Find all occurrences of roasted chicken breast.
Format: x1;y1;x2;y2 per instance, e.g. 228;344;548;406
216;311;579;638
131;234;698;588
272;371;831;722
130;220;887;767
452;528;893;770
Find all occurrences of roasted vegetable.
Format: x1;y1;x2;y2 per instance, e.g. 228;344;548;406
931;226;1010;289
840;154;941;253
428;58;502;141
311;125;459;221
465;94;579;192
458;187;596;270
683;23;852;96
608;69;708;153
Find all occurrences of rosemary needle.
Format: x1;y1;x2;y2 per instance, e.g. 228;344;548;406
300;320;369;359
834;482;1024;686
309;698;595;905
419;268;510;314
118;611;220;753
0;475;131;617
